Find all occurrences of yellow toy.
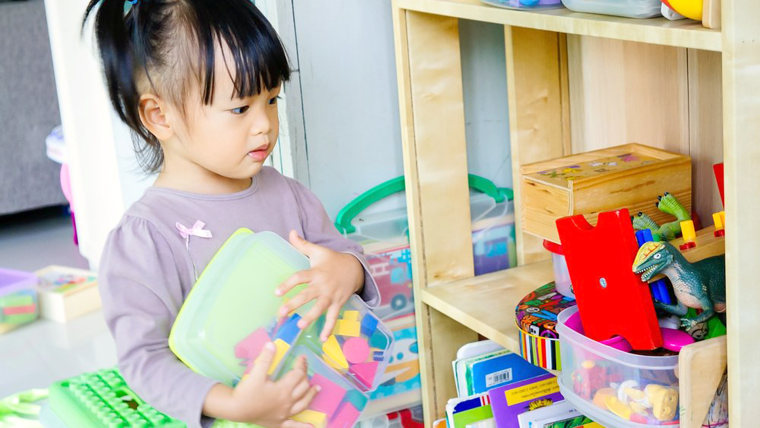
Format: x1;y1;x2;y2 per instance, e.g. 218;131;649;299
645;384;679;421
663;0;702;21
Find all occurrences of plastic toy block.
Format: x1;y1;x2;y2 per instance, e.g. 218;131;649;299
273;313;301;344
234;327;270;361
349;361;378;389
330;402;361;428
268;339;290;375
713;211;726;237
292;409;326;428
342;310;360;321
342;337;370;364
49;367;184;428
334;319;360;337
556;209;662;350
369;330;389;349
0;293;34;307
679;220;697;250
2;304;36;315
322;335;348;370
636;229;672;305
344;389;368;411
5;312;36;324
360;314;378;337
309;373;346;418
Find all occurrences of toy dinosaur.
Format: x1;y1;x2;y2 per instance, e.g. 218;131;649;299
632;192;691;241
632;241;725;329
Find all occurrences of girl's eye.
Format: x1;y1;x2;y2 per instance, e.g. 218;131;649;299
269;96;281;105
231;106;249;114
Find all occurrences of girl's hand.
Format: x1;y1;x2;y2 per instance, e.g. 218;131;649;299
231;342;319;427
276;230;364;341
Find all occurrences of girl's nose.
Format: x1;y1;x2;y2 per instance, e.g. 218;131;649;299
250;109;271;135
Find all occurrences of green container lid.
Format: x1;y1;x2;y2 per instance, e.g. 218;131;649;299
169;229;310;386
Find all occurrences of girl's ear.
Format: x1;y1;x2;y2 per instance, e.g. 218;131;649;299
138;94;174;141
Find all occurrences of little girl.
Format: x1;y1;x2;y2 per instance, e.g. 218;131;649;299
83;1;378;427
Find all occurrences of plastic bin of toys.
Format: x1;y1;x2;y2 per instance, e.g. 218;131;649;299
556;306;680;428
0;268;39;334
560;0;661;18
169;229;394;427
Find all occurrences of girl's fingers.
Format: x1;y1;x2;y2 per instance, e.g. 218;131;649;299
247;342;275;384
290;385;320;415
291;377;311;400
278;287;316;318
320;303;342;342
276;270;311;298
297;297;330;330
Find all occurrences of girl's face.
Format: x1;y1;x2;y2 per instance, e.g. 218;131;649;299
160;44;280;193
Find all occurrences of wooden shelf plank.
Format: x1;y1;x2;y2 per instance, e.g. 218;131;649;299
395;0;721;52
421;260;555;352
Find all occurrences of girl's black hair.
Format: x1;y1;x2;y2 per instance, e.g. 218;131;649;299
83;0;291;173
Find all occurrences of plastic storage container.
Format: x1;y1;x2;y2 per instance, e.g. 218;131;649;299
543;240;574;298
556;306;680;427
278;346;371;428
169;228;393;398
560;0;661;18
481;0;564;10
0;268;39;334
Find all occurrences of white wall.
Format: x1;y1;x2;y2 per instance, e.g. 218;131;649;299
44;0;153;269
289;2;512;220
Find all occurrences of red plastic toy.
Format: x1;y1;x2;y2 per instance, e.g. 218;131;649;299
713;163;725;207
556;209;663;350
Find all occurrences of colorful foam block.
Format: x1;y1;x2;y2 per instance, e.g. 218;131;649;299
292;409;326;428
2;304;36;315
369;330;389;349
234;327;270;361
273;313;301;344
3;312;37;324
334;319;360;337
322;335;348;370
309;373;346;418
342;337;370;364
330;402;361;428
344;389;368;411
349;361;378;389
0;293;34;307
360;314;378;337
342;310;359;321
372;350;384;361
268;339;290;375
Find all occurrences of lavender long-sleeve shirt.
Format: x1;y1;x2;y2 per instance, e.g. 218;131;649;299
98;167;379;427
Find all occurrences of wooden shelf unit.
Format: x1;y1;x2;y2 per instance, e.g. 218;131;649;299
391;0;760;425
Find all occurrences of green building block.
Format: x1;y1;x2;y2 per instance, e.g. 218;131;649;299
49;368;186;428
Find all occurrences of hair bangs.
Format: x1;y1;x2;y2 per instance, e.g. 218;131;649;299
194;1;290;104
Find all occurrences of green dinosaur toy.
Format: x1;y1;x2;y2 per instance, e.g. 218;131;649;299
632;241;725;329
632;192;691;241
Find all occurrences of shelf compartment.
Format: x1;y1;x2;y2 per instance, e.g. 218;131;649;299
420;260;554;352
394;0;721;52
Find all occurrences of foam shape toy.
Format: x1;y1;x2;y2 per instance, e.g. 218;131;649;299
274;313;302;344
342;310;360;321
349;361;379;388
556;209;663;350
309;373;346;418
662;0;702;21
360;314;378;337
322;335;349;370
268;339;290;375
3;304;36;315
334;319;360;337
369;330;389;349
344;389;368;411
342;337;370;364
234;327;270;361
292;409;327;428
593;388;615;409
330;402;361;428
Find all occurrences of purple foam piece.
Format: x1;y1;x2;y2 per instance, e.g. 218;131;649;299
329;402;360;428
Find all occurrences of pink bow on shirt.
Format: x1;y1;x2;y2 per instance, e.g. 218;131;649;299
176;220;212;249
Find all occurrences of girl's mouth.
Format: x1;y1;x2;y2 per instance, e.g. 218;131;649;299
247;144;269;161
